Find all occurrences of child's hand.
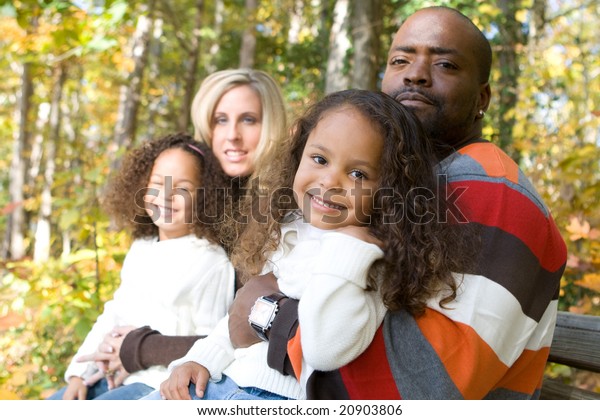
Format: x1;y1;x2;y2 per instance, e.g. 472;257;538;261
159;362;210;400
62;376;88;400
335;225;383;248
77;326;135;389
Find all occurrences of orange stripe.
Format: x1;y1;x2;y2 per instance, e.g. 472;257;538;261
416;308;509;399
459;143;520;184
493;347;550;394
287;326;303;380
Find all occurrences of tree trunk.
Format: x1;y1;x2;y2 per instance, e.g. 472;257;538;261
351;0;382;90
145;17;163;140
496;0;521;162
325;0;351;93
111;2;155;166
178;0;204;132
33;63;67;263
5;61;34;260
239;0;257;68
206;0;224;73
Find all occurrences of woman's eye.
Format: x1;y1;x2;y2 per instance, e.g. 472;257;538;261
215;117;227;125
242;116;257;124
311;155;327;165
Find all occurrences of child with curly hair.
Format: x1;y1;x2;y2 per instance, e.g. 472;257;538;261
153;89;472;400
49;133;236;400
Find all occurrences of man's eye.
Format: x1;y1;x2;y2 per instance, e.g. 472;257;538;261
438;61;458;70
390;57;408;65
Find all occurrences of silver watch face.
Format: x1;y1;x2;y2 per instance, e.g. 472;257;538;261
249;299;277;329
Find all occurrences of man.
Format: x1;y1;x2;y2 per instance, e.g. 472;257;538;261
228;6;567;399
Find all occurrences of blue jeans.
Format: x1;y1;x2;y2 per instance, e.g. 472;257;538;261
142;375;291;400
47;378;154;400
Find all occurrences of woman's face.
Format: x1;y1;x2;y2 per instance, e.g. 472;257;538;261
211;85;263;177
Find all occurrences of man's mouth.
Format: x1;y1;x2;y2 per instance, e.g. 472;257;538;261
395;91;433;106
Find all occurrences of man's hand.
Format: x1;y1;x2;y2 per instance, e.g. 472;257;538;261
228;272;281;349
159;362;209;400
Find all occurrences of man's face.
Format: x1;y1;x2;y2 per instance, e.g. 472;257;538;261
381;9;490;147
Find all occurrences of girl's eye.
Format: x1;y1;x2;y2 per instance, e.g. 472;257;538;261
311;155;327;165
215;116;228;125
350;169;367;180
242;116;257;124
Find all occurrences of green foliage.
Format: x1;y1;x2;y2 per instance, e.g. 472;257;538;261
1;0;599;400
0;221;127;399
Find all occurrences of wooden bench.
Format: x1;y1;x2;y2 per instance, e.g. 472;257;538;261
540;311;600;399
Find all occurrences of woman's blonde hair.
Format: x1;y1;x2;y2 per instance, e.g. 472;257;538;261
190;68;288;179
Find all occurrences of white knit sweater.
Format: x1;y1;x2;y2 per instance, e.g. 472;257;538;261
64;234;235;390
170;216;386;399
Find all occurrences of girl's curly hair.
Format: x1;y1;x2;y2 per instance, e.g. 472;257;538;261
229;89;475;316
101;133;232;246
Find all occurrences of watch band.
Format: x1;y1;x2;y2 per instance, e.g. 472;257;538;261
249;292;287;341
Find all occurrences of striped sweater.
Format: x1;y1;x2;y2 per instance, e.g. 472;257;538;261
267;140;567;399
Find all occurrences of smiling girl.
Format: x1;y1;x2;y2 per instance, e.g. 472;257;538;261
49;133;235;400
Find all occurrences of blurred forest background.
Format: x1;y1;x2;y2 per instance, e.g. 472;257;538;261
0;0;599;399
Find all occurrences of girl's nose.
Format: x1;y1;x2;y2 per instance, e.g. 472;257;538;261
319;170;343;191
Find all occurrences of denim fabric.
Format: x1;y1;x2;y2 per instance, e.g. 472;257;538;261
47;379;154;400
141;375;292;400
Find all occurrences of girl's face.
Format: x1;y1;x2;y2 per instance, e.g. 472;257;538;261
144;148;201;241
211;85;263;177
292;107;383;230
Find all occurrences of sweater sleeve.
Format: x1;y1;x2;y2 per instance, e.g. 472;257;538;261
297;232;386;371
167;315;235;382
120;326;203;373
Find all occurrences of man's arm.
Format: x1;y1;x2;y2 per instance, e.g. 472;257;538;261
120;327;202;373
227;272;283;348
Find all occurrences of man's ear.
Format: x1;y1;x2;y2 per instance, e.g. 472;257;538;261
479;82;491;112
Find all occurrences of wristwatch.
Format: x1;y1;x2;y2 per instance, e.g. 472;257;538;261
248;292;287;341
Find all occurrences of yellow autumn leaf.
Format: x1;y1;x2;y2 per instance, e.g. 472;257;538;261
566;216;591;241
9;371;27;387
576;273;600;293
0;389;20;400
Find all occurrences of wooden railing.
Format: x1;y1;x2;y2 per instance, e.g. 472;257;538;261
540;311;600;399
